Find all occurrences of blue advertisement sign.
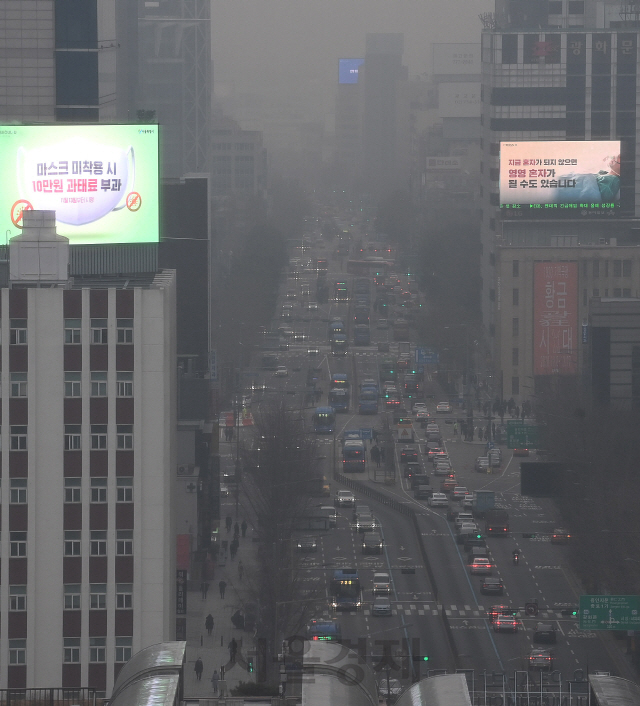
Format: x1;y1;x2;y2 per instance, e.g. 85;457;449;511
339;58;364;84
416;347;439;364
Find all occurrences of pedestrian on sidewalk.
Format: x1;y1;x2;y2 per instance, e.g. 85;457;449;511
229;638;238;662
194;657;203;681
230;537;239;559
453;422;458;436
211;670;219;694
225;515;232;533
241;519;248;538
201;581;209;599
238;560;244;581
371;445;380;468
205;613;214;636
219;580;227;599
233;522;240;539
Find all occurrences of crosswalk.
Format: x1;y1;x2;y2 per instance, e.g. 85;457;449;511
334;603;572;619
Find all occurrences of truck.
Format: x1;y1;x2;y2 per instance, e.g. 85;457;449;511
472;490;495;516
484;508;510;536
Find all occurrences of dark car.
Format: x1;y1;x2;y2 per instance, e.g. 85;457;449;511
404;461;421;479
400;448;418;463
410;474;430;490
362;532;384;554
480;577;504;595
297;536;318;552
533;623;557;644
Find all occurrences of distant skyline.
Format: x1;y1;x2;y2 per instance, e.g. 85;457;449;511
211;0;492;129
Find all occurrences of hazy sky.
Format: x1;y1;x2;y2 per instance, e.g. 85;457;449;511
211;0;493;128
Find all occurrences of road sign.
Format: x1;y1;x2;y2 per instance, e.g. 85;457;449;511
415;347;439;365
506;422;539;449
579;595;640;630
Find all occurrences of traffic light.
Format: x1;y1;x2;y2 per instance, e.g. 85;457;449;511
525;602;539;617
561;608;578;617
247;658;254;672
413;654;429;662
522;533;537;539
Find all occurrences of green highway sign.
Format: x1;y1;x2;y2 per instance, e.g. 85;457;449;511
579;595;640;631
506;421;539;449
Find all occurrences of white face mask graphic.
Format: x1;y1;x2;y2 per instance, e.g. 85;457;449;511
17;138;135;226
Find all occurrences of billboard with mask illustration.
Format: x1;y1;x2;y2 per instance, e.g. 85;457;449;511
0;124;159;243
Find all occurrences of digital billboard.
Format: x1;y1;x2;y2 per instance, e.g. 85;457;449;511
533;262;578;376
500;141;621;217
432;43;480;75
339;58;364;84
0;124;159;244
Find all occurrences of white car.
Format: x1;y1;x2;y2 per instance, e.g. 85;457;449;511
427;493;449;507
335;490;355;507
274;365;288;377
412;402;428;414
305;301;319;310
436;401;452;413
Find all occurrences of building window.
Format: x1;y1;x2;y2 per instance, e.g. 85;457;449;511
512;318;519;337
116;530;133;556
89;637;106;663
593;288;600;297
9;586;26;612
90;478;107;503
64;478;81;503
90;531;107;556
9;479;27;504
10;373;27;397
10;426;27;451
10;532;27;557
604;260;609;277
64;530;81;557
91;425;107;450
117;319;133;344
512;376;520;395
10;320;27;345
65;372;81;397
64;638;80;663
613;260;621;277
64;319;81;344
512;288;519;306
613;288;622;297
116;478;133;503
116;583;133;609
90;584;107;610
9;640;26;665
65;425;82;451
64;584;81;610
117;425;133;450
583;261;588;277
624;288;631;297
512;260;519;277
91;372;107;397
115;637;133;663
116;372;133;397
593;260;599;278
91;319;107;344
512;348;519;366
624;260;632;277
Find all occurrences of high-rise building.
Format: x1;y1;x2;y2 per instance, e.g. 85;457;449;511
0;211;177;694
479;0;640;400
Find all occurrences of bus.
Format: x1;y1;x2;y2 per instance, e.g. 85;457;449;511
328;319;346;338
334;281;349;302
330;373;349;389
342;439;366;472
313;407;336;434
353;325;370;346
358;386;378;414
330;569;362;611
328;387;349;412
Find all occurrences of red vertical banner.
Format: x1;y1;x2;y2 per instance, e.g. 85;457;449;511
533;262;578;375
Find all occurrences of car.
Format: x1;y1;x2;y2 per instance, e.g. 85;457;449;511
278;326;294;338
382;384;397;397
297;536;318;552
352;504;371;521
220;484;229;497
362;531;384;554
461;494;474;509
305;301;319;310
480;577;504;595
436;401;452;413
280;309;292;319
307;347;320;356
286;290;296;299
376;318;389;330
434;461;453;476
274;365;288;377
372;595;392;616
373;572;391;594
335;490;355;507
412;402;428;414
457;524;480;545
378;678;403;703
493;614;519;633
425;422;440;433
454;512;475;529
356;514;378;532
440;478;458;494
513;448;530;457
488;605;515;623
416;410;431;422
475;457;490;473
528;649;554;671
404;461;421;479
534;623;558;644
451;486;469;500
427;447;445;461
319;506;338;528
385;396;401;408
551;528;571;544
293;332;309;342
428;493;449;507
282;302;294;310
400;448;418;463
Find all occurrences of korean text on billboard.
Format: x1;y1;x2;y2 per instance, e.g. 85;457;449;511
534;262;578;375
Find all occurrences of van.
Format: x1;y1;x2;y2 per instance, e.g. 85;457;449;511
373;572;391;594
319;506;338;528
533;623;557;644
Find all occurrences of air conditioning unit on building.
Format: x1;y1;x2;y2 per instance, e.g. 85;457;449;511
177;464;195;476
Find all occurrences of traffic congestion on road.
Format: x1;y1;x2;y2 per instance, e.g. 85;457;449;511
226;223;625;702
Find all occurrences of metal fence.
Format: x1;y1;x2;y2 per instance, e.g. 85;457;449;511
0;689;98;706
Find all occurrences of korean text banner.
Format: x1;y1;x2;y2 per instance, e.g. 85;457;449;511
500;141;621;216
0;124;159;244
534;262;578;376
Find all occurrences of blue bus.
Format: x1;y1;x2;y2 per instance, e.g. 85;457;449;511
353;324;370;346
358;387;378;414
313;407;336;434
331;373;349;389
329;388;349;412
331;335;348;355
330;569;362;611
342;439;366;472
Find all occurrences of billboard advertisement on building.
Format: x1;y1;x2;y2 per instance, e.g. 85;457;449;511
339;58;364;84
500;141;621;217
438;83;481;118
533;262;578;375
0;124;159;244
432;43;480;74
